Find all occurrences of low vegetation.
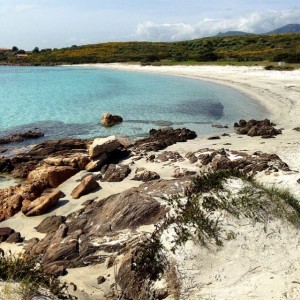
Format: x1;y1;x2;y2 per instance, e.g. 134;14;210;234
0;251;76;300
1;33;300;66
131;170;300;298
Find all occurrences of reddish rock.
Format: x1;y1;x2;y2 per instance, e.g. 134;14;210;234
21;189;65;217
101;112;123;127
28;165;78;188
71;175;100;199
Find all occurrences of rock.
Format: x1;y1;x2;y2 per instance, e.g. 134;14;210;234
212;124;228;128
85;153;108;172
235;119;281;137
0;227;14;242
174;168;197;178
0;157;14;173
0;130;44;145
27;165;78;188
102;164;131;182
156;151;183;162
189;155;198;164
133;170;160;182
71;175;100;199
293;127;300;132
208;136;220;140
105;256;116;269
131;128;197;153
21;189;65;217
89;136;121;159
97;276;106;284
297;178;300;184
6;232;23;243
101;113;123;127
35;215;66;234
43;263;66;276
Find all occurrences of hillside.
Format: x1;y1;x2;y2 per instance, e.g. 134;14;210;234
1;33;300;65
266;23;300;35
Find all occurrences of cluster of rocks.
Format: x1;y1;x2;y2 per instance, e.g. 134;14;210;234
0;136;131;221
0;130;44;145
0;227;23;243
131;128;197;154
192;148;290;174
234;119;282;138
24;178;189;275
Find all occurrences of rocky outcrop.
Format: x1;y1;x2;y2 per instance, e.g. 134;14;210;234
85;153;107;172
35;215;66;234
133;170;160;182
21;189;65;217
101;113;123;127
24;179;188;268
101;164;131;182
71;175;100;199
0;139;89;176
89;136;120;159
234;119;282;137
195;149;290;174
131;128;197;153
0;130;44;145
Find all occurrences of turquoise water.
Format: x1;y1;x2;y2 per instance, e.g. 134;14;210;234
0;66;268;142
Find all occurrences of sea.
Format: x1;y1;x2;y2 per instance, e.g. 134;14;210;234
0;65;268;144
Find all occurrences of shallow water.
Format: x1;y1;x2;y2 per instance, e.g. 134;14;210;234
0;66;268;143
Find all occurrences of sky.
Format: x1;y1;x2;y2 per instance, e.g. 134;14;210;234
0;0;299;50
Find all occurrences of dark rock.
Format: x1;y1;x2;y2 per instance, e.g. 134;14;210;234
97;276;106;284
133;170;160;182
297;178;300;184
212;124;228;129
6;232;23;243
208;136;220;140
0;130;44;145
71;175;100;199
101;113;123;127
293;127;300;132
235;119;281;137
0;227;15;242
0;157;13;173
35;215;66;234
102;164;131;182
131;128;197;153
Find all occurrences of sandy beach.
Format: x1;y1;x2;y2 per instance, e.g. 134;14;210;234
1;64;300;300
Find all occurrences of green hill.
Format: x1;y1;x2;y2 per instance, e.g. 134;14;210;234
2;33;300;65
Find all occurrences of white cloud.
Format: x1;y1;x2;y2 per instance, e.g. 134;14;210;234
134;9;300;41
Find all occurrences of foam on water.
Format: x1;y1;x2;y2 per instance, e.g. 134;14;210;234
0;66;268;142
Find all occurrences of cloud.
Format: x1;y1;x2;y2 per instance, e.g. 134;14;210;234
134;9;300;41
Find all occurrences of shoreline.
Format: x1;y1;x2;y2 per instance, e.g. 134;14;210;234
73;63;300;130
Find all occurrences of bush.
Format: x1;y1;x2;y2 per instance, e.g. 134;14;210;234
0;251;76;299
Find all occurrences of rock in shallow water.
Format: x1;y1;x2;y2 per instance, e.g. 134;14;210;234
101;112;123;127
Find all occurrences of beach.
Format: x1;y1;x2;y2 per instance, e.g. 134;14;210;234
1;64;300;300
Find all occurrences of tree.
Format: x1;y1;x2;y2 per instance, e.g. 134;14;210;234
11;46;18;52
17;49;26;54
32;47;40;54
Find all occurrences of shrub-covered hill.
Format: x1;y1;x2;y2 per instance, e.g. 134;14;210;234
2;33;300;65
